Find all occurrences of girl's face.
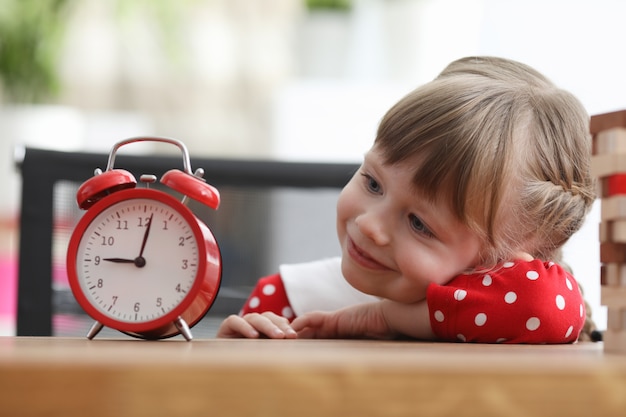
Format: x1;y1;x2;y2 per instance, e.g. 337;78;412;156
336;147;483;303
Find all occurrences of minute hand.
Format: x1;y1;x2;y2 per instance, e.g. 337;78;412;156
138;213;154;258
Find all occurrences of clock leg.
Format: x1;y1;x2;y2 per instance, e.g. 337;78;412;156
174;317;193;341
86;321;104;340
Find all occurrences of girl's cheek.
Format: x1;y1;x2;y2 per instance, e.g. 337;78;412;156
337;185;358;218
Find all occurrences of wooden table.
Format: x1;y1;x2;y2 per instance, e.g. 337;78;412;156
0;337;625;417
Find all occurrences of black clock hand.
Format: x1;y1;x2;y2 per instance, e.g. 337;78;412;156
138;213;153;257
134;212;154;268
102;214;154;267
103;257;135;263
102;256;146;267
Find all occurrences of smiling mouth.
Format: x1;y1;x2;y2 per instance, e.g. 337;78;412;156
347;238;389;271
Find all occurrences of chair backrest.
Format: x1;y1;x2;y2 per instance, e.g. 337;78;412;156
16;146;358;336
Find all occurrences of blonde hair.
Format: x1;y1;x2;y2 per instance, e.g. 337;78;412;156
374;56;595;268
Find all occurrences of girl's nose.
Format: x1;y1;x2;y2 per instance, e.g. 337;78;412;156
355;211;391;246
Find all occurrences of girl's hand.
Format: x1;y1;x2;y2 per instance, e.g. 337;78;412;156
513;251;534;261
291;302;396;340
216;312;298;339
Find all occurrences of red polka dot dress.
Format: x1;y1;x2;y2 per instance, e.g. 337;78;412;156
239;258;585;344
427;259;585;343
240;273;296;320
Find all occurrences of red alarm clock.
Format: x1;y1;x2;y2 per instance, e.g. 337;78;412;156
66;137;222;341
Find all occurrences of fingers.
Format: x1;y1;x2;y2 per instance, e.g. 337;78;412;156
291;312;322;331
216;313;297;339
291;312;329;339
512;251;534;261
216;314;260;338
247;312;298;339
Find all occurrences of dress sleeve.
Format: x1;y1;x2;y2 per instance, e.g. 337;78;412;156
426;260;585;344
239;273;296;321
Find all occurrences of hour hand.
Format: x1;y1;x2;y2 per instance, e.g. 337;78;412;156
103;257;135;263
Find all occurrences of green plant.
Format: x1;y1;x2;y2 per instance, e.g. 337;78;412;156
0;0;75;103
0;0;197;104
306;0;352;11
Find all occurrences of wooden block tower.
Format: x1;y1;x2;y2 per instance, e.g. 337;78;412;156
591;109;626;353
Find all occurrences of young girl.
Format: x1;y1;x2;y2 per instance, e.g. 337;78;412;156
217;56;597;343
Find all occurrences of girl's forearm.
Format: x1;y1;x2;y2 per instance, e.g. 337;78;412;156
379;299;436;340
293;299;436;340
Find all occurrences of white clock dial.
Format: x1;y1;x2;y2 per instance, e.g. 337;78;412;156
74;198;199;323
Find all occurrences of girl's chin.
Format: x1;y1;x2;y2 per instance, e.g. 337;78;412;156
340;259;373;292
341;259;427;302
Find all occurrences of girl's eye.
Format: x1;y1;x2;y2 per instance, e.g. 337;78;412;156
361;173;381;194
409;214;434;238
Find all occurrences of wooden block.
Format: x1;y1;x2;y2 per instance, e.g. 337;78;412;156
591;153;626;178
600;220;626;243
601;263;626;286
598;177;606;198
601;195;626;220
601;286;626;308
591;109;626;135
608;174;626;195
607;308;626;331
603;329;626;353
600;221;608;242
594;127;626;155
601;242;626;262
597;175;626;198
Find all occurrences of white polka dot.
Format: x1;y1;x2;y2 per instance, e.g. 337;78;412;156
282;306;294;319
526;317;540;331
482;274;493;286
457;334;466;342
526;270;539;280
503;261;515;268
504;291;517;304
434;310;445;322
248;296;260;309
555;295;565;310
475;313;487;326
565;326;573;338
454;289;467;301
496;338;507;343
580;304;584;318
548;262;555;268
262;284;276;296
565;278;573;291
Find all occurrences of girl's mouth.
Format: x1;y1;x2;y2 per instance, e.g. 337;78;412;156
347;238;389;271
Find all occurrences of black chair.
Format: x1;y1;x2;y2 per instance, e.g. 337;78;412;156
16;146;358;336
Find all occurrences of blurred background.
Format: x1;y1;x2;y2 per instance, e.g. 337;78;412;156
1;0;625;336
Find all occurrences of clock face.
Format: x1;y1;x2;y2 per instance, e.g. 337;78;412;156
70;192;203;327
